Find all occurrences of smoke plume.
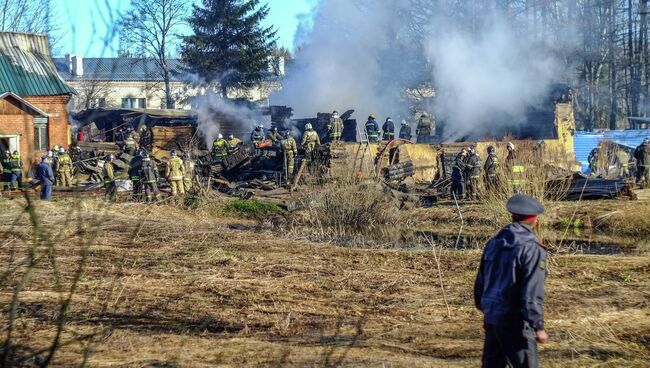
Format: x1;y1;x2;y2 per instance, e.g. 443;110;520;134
273;1;572;141
193;91;266;146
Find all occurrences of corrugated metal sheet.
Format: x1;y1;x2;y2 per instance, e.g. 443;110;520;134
574;130;650;172
0;32;75;96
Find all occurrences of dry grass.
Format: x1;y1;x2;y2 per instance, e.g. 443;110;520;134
0;198;648;367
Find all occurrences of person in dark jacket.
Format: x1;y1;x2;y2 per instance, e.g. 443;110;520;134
451;149;467;199
398;122;412;141
1;150;11;191
474;194;548;368
634;138;650;186
139;151;161;202
365;114;379;142
484;146;499;191
36;156;55;200
382;118;395;141
465;147;482;200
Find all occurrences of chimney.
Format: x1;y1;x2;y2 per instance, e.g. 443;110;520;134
71;55;83;76
65;54;74;74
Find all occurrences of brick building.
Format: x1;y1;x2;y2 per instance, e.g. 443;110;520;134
0;32;75;175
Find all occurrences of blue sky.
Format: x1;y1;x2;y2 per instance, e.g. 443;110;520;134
57;0;314;57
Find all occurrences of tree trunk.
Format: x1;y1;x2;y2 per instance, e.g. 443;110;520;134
609;0;618;130
221;82;228;99
163;67;173;109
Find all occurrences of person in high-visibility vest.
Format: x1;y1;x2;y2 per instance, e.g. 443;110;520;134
9;151;23;190
281;131;298;178
365;114;379;142
301;123;321;165
416;112;434;143
212;134;229;160
182;152;195;192
327;111;344;141
506;142;525;192
165;149;185;196
102;154;117;201
465;147;482;200
56;147;74;187
382;118;395;141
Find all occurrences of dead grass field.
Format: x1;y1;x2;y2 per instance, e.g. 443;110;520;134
0;196;649;367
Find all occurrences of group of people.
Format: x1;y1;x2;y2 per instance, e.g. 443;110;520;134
102;148;195;202
1;146;74;200
365;112;435;143
212;122;321;179
450;142;523;200
587;137;650;186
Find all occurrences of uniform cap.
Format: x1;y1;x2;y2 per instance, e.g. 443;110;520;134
369;113;375;119
506;195;545;216
217;133;223;139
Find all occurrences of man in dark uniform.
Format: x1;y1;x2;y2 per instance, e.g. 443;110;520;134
365;114;380;142
474;194;549;368
484;146;499;192
465;147;482;200
398;122;412;141
382;117;395;141
451;149;467;200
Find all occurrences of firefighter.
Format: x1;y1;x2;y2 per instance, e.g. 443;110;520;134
56;147;73;187
399;122;412;141
9;151;23;191
506;142;525;192
266;126;282;144
129;150;143;200
103;154;117;201
166;149;185;196
365;114;380;142
281;131;298;178
140;150;161;202
139;126;152;151
301;123;321;164
251;124;265;144
36;155;55;200
182;152;195;192
1;150;11;191
382;117;395;141
212;133;229;160
634;138;650;186
588;144;602;176
416;112;434;143
124;128;138;155
484;146;500;191
474;194;548;368
451;149;467;200
327;111;344;142
465;147;482;200
614;148;630;178
226;134;242;151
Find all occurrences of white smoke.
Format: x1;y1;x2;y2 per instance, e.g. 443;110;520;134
273;1;573;141
193;91;266;146
425;15;564;140
271;0;409;122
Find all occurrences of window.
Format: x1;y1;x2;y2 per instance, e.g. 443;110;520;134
121;97;147;109
90;98;106;108
34;116;48;151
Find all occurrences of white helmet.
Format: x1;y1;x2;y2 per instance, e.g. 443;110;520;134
258;124;264;129
507;142;515;150
217;133;223;139
47;150;54;158
59;148;65;154
305;123;313;130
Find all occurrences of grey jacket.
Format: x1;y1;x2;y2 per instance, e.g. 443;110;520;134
474;222;547;330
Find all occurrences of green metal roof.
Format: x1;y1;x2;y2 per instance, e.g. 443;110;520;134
0;32;75;96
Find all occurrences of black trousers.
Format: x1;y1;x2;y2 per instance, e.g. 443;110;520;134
482;319;538;368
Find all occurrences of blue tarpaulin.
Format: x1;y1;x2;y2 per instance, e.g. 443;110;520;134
574;130;650;173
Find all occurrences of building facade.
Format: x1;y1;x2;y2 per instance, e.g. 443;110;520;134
55;56;284;112
0;32;74;173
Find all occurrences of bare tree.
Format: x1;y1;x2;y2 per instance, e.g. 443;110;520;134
119;0;188;109
75;80;114;111
0;0;63;54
